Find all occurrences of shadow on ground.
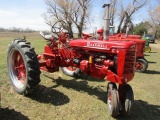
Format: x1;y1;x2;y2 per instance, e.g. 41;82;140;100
144;54;150;56
24;73;160;120
116;100;160;120
147;61;157;64
0;108;29;120
27;84;70;106
43;75;160;120
79;73;106;82
144;70;160;74
149;52;158;53
44;75;107;103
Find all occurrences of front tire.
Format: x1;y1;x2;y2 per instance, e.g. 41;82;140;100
7;39;41;95
135;58;148;72
118;84;134;117
107;82;119;117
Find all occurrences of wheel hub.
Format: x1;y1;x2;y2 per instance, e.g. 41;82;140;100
14;52;26;83
135;62;143;70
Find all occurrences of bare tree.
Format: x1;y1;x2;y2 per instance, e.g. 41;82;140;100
109;0;117;26
117;1;126;33
43;0;92;38
117;0;147;33
148;6;160;38
72;0;92;37
43;0;75;38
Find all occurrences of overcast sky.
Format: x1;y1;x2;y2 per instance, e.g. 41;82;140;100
0;0;156;32
0;0;49;30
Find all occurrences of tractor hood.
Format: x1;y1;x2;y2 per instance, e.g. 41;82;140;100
109;34;142;39
68;39;136;52
109;37;146;44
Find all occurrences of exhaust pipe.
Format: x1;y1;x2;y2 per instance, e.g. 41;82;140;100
126;22;131;38
103;4;110;41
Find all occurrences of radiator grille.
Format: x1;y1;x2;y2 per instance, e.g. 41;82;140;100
124;51;136;74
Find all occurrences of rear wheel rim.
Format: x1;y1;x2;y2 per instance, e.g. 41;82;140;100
8;48;26;89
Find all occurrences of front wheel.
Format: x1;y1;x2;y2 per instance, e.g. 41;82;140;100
135;58;148;72
7;39;41;95
107;82;119;117
118;84;134;117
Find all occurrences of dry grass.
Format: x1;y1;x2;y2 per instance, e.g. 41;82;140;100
0;32;160;120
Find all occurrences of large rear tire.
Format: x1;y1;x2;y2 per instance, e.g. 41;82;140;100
7;39;41;95
107;82;119;117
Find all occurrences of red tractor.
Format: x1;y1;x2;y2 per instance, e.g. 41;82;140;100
96;25;148;73
7;4;136;117
63;24;148;75
109;35;148;73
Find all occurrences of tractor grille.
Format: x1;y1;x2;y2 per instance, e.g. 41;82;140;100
124;46;136;74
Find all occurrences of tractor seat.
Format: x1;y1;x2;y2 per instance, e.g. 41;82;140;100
97;28;103;34
39;31;53;41
82;32;92;37
82;32;92;39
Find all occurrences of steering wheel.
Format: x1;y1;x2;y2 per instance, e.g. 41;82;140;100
51;22;62;35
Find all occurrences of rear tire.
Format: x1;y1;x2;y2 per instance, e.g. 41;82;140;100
7;39;41;95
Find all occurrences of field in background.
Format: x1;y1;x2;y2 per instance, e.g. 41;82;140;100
0;32;160;120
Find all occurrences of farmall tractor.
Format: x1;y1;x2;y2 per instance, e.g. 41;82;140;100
95;24;148;73
7;4;136;117
108;27;151;53
62;23;148;75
